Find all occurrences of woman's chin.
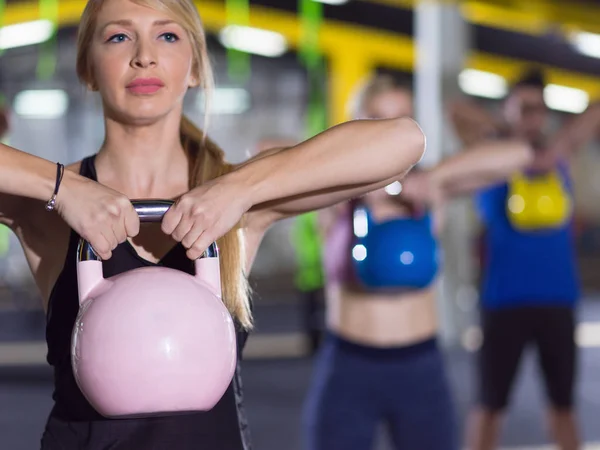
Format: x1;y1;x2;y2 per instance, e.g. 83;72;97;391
108;108;174;127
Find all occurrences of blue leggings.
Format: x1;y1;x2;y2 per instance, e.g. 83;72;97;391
302;333;458;450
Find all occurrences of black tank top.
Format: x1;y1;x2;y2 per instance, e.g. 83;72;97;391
41;155;251;450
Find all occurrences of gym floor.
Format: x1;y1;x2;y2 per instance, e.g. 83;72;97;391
2;295;600;450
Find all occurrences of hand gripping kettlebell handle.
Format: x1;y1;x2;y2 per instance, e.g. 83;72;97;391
77;200;219;262
76;200;221;304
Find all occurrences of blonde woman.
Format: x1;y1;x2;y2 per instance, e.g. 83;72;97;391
0;1;426;449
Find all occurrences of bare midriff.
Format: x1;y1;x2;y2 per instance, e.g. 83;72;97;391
325;282;438;347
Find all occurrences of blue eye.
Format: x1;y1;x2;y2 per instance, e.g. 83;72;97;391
108;33;128;43
161;32;179;43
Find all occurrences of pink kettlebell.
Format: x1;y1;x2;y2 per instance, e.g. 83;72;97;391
71;200;237;419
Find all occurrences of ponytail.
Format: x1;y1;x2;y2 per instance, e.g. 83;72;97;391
180;115;253;329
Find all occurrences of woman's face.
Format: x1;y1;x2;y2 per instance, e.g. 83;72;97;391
364;88;413;120
90;0;197;124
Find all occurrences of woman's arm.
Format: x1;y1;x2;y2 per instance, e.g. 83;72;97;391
0;143;139;259
549;101;600;159
251;137;297;157
426;139;533;198
448;98;506;146
162;117;425;259
0;144;64;221
239;117;425;217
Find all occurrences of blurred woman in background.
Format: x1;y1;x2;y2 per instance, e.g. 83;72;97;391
302;75;534;450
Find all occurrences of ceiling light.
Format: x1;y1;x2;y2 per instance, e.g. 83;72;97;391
570;31;600;59
219;25;288;58
14;90;68;119
197;88;251;115
544;84;589;114
458;69;508;99
0;20;54;50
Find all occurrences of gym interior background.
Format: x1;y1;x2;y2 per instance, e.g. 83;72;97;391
3;0;600;449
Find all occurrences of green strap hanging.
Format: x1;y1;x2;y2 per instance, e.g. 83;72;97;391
305;59;327;138
291;0;327;292
291;212;324;292
299;0;327;138
225;0;251;84
36;0;60;80
299;0;322;72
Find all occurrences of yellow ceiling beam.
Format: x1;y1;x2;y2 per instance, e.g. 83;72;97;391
461;0;600;36
364;0;600;36
3;0;600;101
460;1;550;35
368;0;547;35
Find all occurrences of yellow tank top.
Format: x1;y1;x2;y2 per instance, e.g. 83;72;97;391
506;170;572;231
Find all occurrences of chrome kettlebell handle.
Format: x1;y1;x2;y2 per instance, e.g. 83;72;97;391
77;199;219;262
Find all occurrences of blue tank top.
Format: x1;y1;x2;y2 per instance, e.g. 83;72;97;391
475;163;580;310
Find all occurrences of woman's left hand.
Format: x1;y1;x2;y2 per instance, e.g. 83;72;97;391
161;177;252;259
399;171;436;210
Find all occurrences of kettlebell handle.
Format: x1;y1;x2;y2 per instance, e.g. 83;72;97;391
77;200;219;262
76;200;222;304
133;199;173;223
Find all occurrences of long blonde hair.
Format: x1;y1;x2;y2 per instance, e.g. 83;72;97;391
76;0;252;328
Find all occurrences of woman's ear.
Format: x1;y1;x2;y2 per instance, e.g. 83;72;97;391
189;76;200;88
84;63;98;91
86;77;98;92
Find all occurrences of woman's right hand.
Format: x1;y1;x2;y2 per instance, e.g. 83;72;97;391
55;170;140;259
